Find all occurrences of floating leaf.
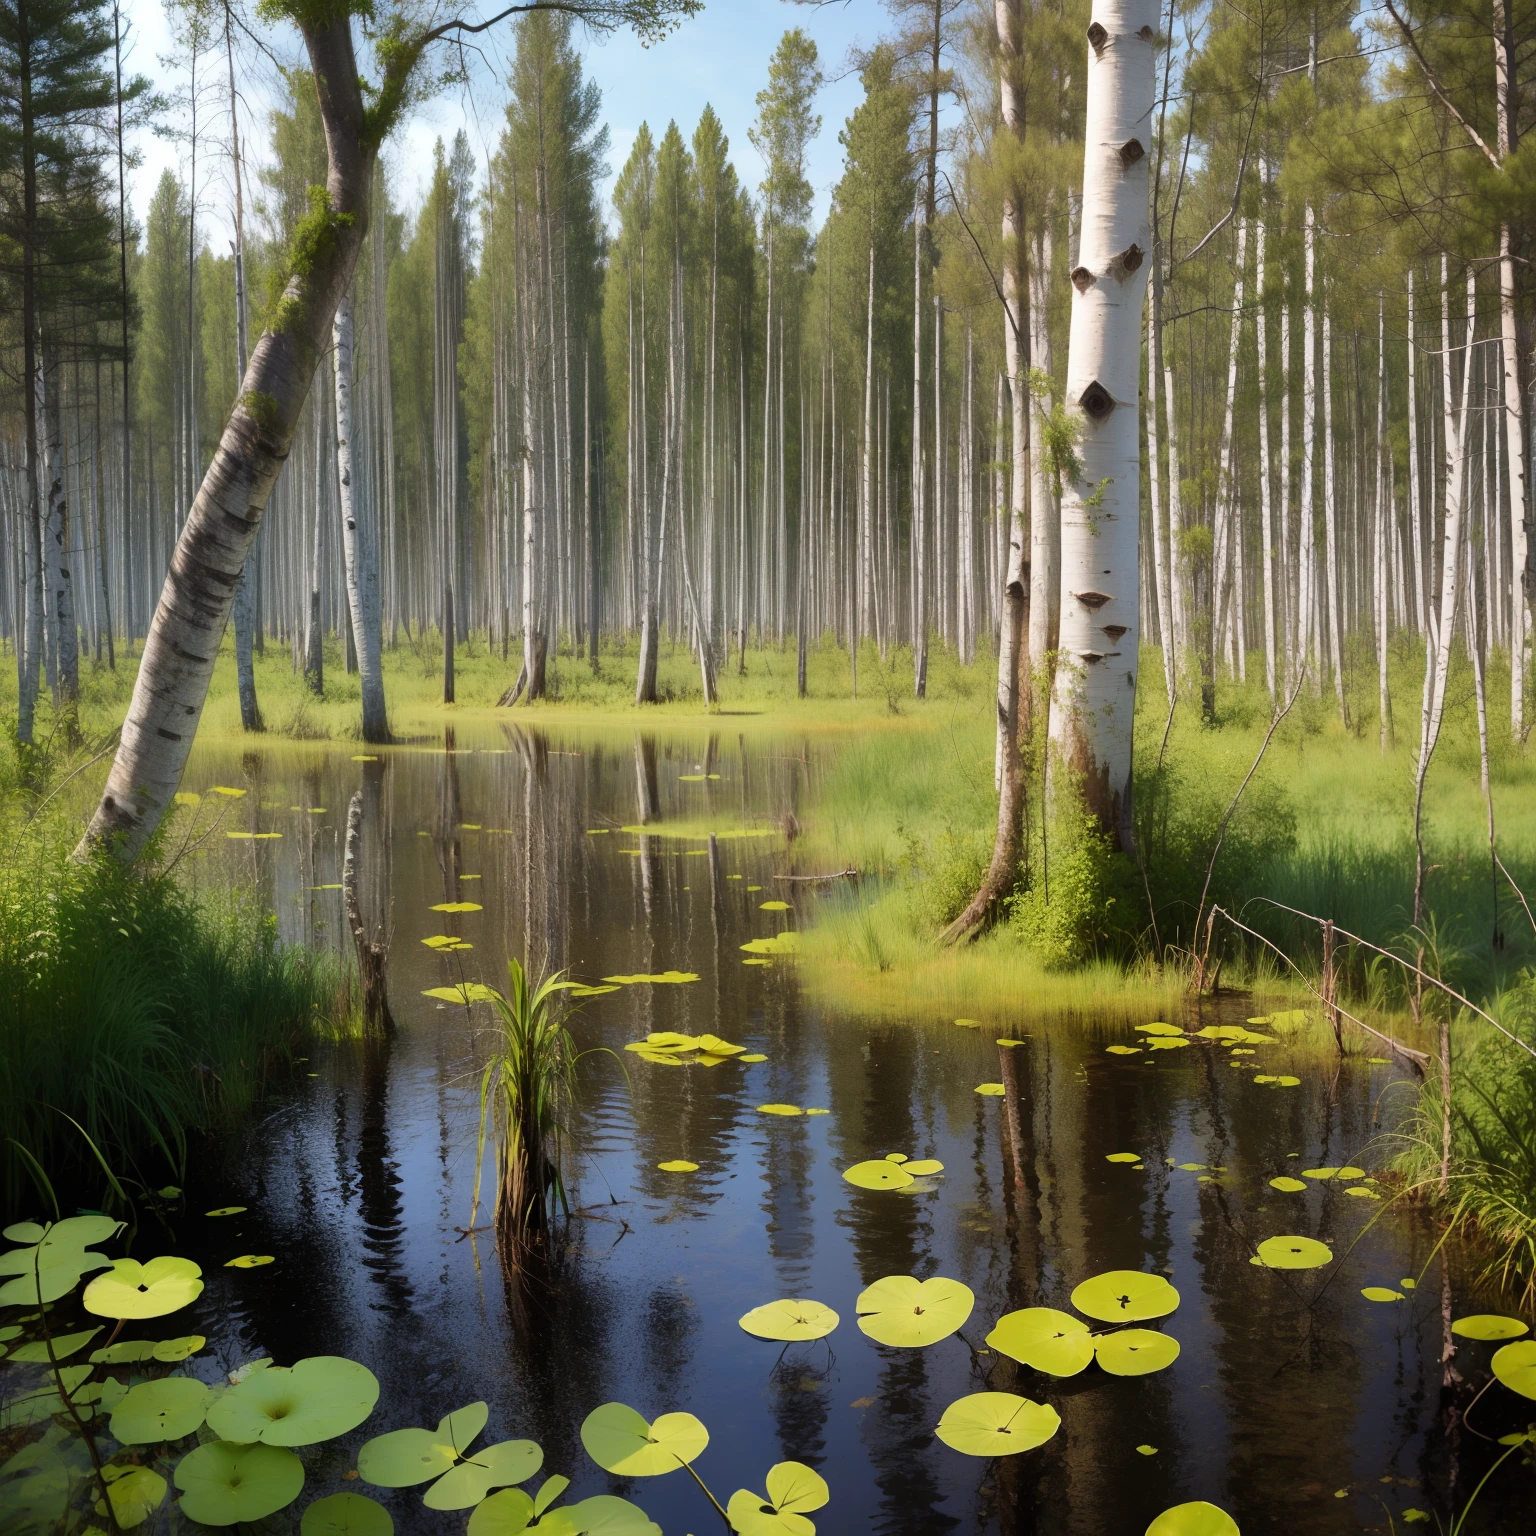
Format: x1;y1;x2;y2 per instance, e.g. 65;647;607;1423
1451;1315;1529;1341
855;1275;973;1347
176;1441;304;1526
1402;1512;1430;1524
1094;1330;1180;1376
92;1340;156;1364
99;1465;168;1528
741;934;799;956
1177;1163;1206;1172
903;1159;944;1176
1145;1502;1240;1536
431;902;483;913
757;1104;803;1117
226;1255;275;1268
738;1300;840;1342
741;1053;768;1062
569;984;621;997
1137;1445;1158;1456
206;1207;246;1217
83;1256;203;1320
1254;1236;1333;1270
210;786;247;798
934;1392;1060;1456
726;1461;828;1535
1136;1022;1185;1036
805;1108;830;1116
422;984;501;1005
657;1161;698;1173
986;1308;1092;1377
1344;1187;1381;1199
302;1492;394;1536
1492;1340;1536;1400
758;901;791;911
1105;1153;1141;1164
359;1402;489;1487
1269;1177;1308;1193
580;1402;708;1476
208;1356;379;1446
110;1376;212;1444
997;1039;1027;1048
422;1440;543;1510
1362;1287;1405;1303
2;1222;46;1243
1070;1271;1180;1324
602;971;700;985
7;1327;101;1363
843;1160;914;1191
1148;1038;1192;1050
974;1083;1005;1096
1106;1045;1143;1055
954;1018;982;1028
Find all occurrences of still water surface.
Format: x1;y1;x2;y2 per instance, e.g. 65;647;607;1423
166;726;1523;1534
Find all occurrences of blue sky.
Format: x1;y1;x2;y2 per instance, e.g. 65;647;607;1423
122;1;887;248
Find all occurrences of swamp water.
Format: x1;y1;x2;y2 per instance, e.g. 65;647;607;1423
5;727;1530;1533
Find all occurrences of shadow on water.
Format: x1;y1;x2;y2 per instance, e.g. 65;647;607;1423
131;724;1531;1535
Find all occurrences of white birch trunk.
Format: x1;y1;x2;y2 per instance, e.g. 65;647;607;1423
1047;0;1156;847
334;294;387;741
1211;218;1247;674
1146;307;1174;700
1322;298;1347;721
1375;293;1392;748
1028;222;1059;671
1255;218;1277;699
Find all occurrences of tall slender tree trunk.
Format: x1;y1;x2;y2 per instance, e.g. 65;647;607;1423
1375;293;1392;748
80;18;376;863
858;240;875;683
912;190;928;697
1147;307;1174;700
1027;222;1059;676
1046;1;1156;849
1212;218;1247;675
1256;216;1277;699
1322;297;1347;723
42;356;78;712
334;294;388;740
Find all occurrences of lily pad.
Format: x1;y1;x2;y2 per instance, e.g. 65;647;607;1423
657;1161;698;1173
986;1308;1093;1377
974;1083;1005;1096
99;1465;168;1528
206;1207;246;1217
1106;1045;1143;1055
903;1160;944;1176
1343;1187;1381;1199
175;1441;305;1525
1148;1037;1192;1050
1070;1270;1180;1324
7;1327;101;1362
726;1461;828;1535
758;900;791;911
1362;1288;1405;1302
1451;1315;1529;1341
569;985;621;997
580;1402;708;1476
226;1255;275;1268
738;1300;840;1342
359;1402;489;1487
430;902;483;913
757;1104;803;1117
154;1334;206;1362
1491;1339;1536;1400
83;1256;203;1319
1136;1022;1185;1036
741;1053;768;1062
422;1439;543;1509
302;1492;394;1536
693;1035;746;1056
1255;1236;1333;1270
844;1160;915;1191
1145;1502;1240;1536
855;1275;974;1347
1268;1177;1308;1193
934;1392;1060;1456
111;1376;212;1443
208;1356;379;1446
423;984;501;1004
602;971;700;985
1105;1153;1141;1163
1094;1329;1180;1376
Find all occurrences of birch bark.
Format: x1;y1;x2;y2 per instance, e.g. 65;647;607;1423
1047;1;1156;848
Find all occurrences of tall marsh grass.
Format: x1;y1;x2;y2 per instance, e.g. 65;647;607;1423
0;788;352;1204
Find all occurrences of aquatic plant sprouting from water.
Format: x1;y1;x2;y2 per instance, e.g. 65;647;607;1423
473;960;586;1262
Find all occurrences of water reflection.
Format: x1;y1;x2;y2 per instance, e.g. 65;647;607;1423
149;726;1523;1535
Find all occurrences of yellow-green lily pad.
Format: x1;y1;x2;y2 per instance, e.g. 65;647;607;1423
580;1402;708;1476
111;1376;212;1443
422;1440;543;1510
1094;1330;1180;1376
934;1392;1060;1456
726;1461;827;1535
175;1441;304;1525
1255;1236;1332;1270
974;1083;1005;1096
1492;1339;1536;1399
986;1308;1092;1376
1145;1502;1239;1536
1269;1177;1307;1193
83;1256;203;1320
738;1299;840;1342
757;1104;803;1117
1362;1288;1405;1302
207;1356;379;1446
1070;1270;1180;1324
1451;1315;1528;1341
358;1402;489;1487
657;1161;698;1173
301;1491;394;1536
856;1275;973;1347
844;1160;915;1191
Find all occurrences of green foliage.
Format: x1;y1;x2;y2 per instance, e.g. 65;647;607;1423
0;770;350;1204
901;822;991;929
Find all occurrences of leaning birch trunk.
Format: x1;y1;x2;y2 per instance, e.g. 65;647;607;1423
334;293;388;741
79;19;374;864
1047;2;1156;850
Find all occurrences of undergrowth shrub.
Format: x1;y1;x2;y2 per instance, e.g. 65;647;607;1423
0;790;352;1204
899;821;992;929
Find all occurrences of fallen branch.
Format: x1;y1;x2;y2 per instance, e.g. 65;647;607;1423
773;869;858;883
1208;905;1429;1073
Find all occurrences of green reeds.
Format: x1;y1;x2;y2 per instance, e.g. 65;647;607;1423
0;795;351;1204
473;961;584;1262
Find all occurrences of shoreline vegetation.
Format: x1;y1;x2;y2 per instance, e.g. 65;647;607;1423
4;632;1536;1293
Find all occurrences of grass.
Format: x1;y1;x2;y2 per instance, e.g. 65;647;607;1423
0;748;355;1207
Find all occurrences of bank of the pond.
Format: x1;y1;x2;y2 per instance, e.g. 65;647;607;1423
0;793;355;1204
